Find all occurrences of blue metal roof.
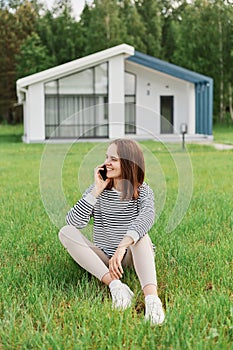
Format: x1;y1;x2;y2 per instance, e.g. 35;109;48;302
127;50;213;135
127;51;212;84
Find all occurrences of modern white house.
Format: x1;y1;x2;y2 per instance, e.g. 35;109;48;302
16;44;213;143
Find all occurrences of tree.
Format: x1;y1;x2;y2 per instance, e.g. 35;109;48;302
0;1;38;122
135;0;162;56
172;0;233;123
37;3;84;65
229;15;233;122
15;32;55;79
0;9;17;122
118;0;146;52
80;0;127;55
160;0;188;61
215;0;233;123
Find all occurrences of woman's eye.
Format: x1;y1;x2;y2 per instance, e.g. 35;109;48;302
105;155;119;162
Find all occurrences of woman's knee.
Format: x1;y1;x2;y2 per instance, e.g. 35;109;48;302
58;225;81;247
131;234;155;255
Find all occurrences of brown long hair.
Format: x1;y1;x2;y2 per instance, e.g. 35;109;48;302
106;139;145;199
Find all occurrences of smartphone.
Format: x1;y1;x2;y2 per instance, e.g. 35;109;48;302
99;164;107;180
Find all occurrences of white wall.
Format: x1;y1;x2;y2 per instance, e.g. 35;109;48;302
22;96;29;143
125;61;196;136
108;55;125;139
27;83;45;142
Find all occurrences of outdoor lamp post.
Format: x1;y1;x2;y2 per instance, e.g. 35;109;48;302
180;123;188;149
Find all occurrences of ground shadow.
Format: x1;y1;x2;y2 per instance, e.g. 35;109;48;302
0;134;22;143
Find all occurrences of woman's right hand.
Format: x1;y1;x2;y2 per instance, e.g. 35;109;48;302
91;165;110;198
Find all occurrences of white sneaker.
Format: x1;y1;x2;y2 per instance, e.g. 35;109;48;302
110;282;134;310
145;295;165;325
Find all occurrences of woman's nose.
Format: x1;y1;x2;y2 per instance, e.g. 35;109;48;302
105;158;111;165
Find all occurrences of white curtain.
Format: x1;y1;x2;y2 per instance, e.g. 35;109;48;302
45;95;108;138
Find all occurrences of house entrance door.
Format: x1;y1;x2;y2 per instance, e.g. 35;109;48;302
160;96;174;133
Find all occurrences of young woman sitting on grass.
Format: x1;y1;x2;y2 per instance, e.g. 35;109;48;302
59;138;165;325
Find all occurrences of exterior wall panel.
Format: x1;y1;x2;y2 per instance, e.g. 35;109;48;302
108;56;125;139
27;83;45;141
195;82;212;135
125;61;195;137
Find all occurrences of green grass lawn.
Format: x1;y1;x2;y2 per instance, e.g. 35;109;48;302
1;125;233;349
213;124;233;145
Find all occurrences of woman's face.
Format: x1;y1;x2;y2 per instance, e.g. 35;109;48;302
104;143;122;180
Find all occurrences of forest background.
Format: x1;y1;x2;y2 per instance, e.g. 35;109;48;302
0;0;233;125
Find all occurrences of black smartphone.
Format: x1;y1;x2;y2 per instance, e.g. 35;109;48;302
99;164;107;180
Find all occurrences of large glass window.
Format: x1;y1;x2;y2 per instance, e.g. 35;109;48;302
44;63;108;138
95;64;108;94
59;69;93;95
125;72;136;134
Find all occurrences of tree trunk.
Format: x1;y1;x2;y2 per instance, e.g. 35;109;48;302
105;14;110;41
218;11;224;122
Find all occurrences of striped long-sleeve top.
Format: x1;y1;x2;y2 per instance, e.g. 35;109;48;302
66;182;155;257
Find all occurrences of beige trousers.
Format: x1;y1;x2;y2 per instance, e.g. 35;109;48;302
58;225;157;289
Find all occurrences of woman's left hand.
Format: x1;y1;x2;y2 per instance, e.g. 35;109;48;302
109;247;126;280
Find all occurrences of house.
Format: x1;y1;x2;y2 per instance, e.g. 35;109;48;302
16;44;213;143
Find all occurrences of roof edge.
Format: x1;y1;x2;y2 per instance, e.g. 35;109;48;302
17;43;134;88
128;50;213;84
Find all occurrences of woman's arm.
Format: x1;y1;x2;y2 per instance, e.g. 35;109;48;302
66;165;110;228
109;236;134;279
66;184;96;228
125;184;155;244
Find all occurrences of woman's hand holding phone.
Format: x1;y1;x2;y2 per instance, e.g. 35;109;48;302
91;164;109;198
99;164;107;180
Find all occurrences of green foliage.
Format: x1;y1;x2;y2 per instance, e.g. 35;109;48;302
135;0;162;56
171;0;233;121
0;1;38;122
15;32;55;79
81;0;127;55
0;124;232;349
0;8;18;121
37;4;84;65
160;0;188;61
118;0;146;52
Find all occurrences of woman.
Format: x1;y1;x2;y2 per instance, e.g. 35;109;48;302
59;139;165;325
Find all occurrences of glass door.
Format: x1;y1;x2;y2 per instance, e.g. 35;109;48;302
160;96;174;134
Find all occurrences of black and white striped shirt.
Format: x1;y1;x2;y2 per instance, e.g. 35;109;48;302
66;182;155;257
